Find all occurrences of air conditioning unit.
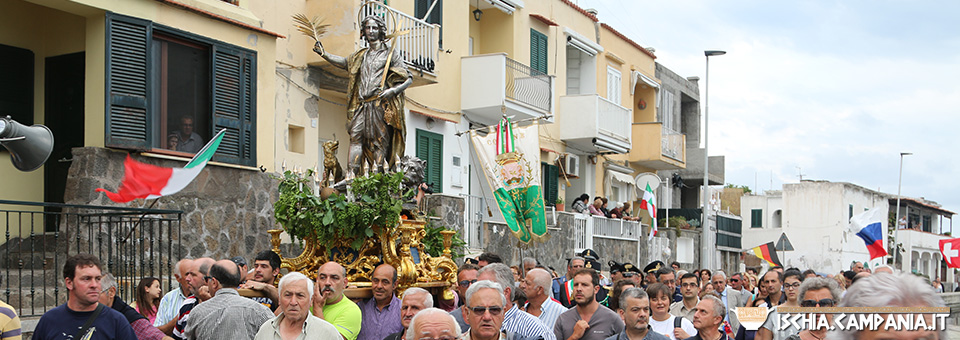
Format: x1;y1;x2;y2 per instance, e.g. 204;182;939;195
561;154;580;177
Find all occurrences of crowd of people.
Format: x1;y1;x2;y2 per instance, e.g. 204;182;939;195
569;194;639;221
3;249;949;340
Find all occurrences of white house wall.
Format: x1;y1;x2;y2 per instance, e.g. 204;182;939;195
742;182;888;274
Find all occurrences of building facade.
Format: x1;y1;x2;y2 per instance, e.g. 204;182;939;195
741;180;954;284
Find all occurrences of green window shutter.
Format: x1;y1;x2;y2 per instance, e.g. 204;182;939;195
415;0;442;47
530;29;547;74
211;44;257;166
541;162;558;205
416;129;443;192
105;13;152;149
751;209;763;228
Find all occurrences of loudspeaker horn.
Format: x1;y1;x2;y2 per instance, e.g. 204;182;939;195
0;116;55;172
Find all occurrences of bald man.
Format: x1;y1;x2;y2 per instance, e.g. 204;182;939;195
184;259;273;340
313;262;363;340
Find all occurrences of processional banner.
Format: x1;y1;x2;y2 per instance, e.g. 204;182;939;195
470;118;547;245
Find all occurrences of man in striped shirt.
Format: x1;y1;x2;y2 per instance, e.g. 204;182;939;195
522;268;567;332
0;297;20;340
478;263;555;340
154;259;191;328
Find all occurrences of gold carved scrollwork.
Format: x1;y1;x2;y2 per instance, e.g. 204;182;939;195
268;218;458;296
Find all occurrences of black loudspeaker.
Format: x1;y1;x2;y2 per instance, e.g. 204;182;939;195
0;116;54;172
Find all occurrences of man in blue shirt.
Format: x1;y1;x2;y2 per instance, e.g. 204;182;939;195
33;253;137;340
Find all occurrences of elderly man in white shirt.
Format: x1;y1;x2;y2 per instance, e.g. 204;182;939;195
255;272;340;340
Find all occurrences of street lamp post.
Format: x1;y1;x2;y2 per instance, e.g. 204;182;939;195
703;50;725;270
893;152;911;270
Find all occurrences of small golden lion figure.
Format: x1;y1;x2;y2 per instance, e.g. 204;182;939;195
322;140;344;187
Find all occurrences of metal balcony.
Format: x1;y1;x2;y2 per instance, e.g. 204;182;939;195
461;53;554;125
629;123;686;170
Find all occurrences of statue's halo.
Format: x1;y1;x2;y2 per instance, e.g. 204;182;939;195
357;1;400;39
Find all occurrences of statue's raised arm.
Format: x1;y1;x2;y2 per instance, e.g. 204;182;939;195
313;41;347;70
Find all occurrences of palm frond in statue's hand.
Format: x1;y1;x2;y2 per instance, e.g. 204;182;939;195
292;13;330;43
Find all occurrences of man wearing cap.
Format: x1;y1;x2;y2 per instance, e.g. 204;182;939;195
559;251;609;308
608;262;626;284
553;256;585;304
622;264;642;287
642;262;664;289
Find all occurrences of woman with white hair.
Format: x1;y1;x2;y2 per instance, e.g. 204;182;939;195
827;272;946;340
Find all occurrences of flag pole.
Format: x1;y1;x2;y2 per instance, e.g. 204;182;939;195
121;198;160;243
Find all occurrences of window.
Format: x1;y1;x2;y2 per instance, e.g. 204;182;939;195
416;129;443;192
541;162;558;206
849;204;853;219
716;216;742;248
530;29;548;74
105;13;257;166
661;90;676;130
606;66;621;104
415;0;443;48
751;209;763;228
922;215;932;232
0;44;34;125
151;34;211;153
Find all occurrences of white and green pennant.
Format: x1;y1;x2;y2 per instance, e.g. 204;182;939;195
470;118;547;245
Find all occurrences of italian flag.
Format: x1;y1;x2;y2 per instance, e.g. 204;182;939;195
640;183;657;240
97;129;226;203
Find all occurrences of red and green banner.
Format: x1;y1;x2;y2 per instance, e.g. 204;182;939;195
471;118;547;245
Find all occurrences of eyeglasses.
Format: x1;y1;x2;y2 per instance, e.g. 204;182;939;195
800;299;835;307
468;306;503;315
458;279;477;287
418;337;457;340
680;283;699;288
784;282;801;289
203;275;214;282
729;278;740;282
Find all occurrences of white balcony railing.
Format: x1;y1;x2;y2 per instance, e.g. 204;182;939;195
597;96;631;142
662;127;684;161
505;57;552;112
573;214;641;253
360;3;438;74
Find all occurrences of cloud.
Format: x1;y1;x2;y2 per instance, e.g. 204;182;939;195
577;0;960;213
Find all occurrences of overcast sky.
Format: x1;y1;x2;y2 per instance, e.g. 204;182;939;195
575;0;960;216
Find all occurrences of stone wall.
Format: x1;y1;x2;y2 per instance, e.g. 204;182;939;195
64;147;280;261
422;194;465;231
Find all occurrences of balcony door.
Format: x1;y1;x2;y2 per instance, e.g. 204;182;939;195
566;46;597;95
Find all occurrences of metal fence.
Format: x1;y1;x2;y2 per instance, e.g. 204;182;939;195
0;200;182;317
359;2;439;75
505;57;552;112
661;127;685;161
597;96;631;142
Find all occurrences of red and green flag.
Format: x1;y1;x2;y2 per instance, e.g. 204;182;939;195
97;129;226;203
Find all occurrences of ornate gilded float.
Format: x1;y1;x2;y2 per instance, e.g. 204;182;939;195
267;170;459;298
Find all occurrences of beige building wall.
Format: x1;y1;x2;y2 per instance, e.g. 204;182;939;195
1;0;278;221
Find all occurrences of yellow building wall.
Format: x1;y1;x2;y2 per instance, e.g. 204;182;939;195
0;1;87;203
1;0;279;206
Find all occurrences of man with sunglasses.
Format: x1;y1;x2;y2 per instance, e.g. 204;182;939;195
451;263;481;331
460;280;512;340
755;276;841;340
